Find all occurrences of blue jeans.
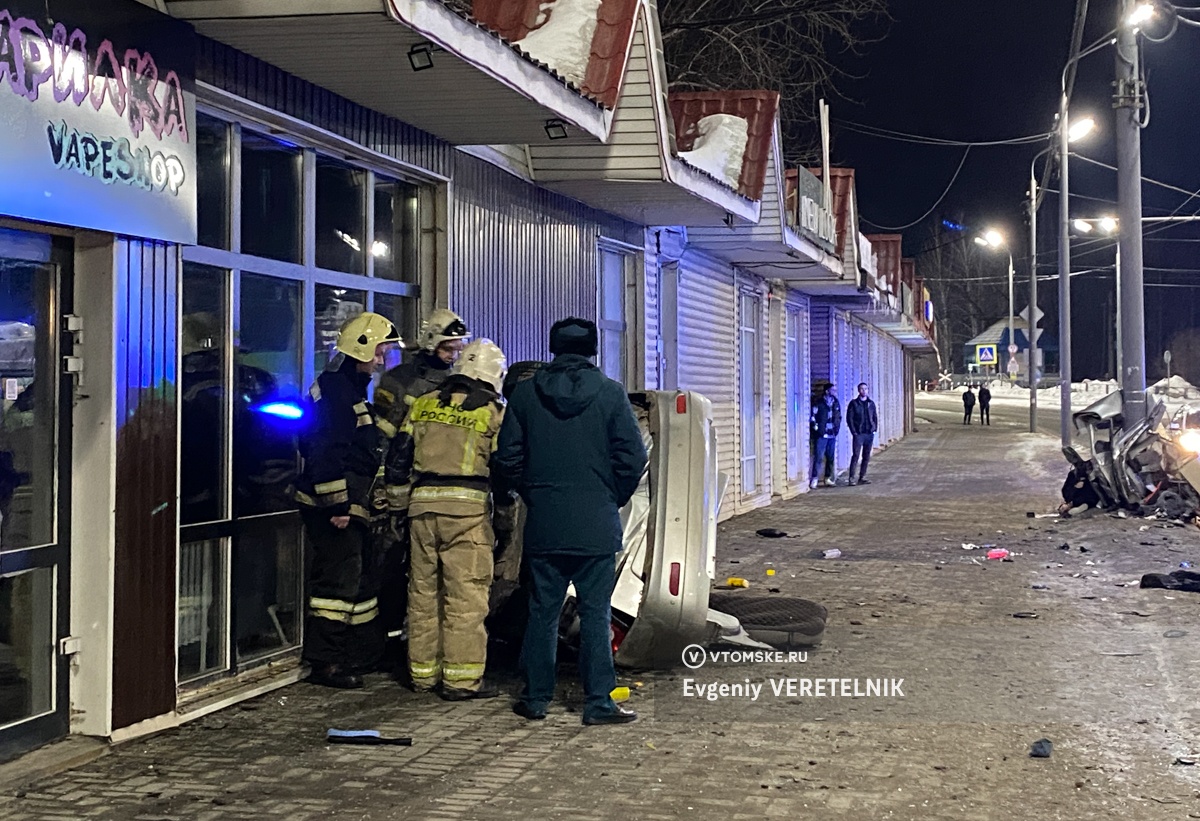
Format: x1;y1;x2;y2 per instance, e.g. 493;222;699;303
810;436;836;481
519;553;618;719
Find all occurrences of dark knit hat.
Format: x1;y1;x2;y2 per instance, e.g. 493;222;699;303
548;317;598;357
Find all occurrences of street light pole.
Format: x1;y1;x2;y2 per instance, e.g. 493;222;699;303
1057;94;1073;447
1116;0;1147;422
1007;251;1015;379
1028;167;1039;433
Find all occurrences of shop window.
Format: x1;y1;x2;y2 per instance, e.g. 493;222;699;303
598;245;631;385
196;115;231;250
316;159;367;274
241;132;302;263
739;292;762;494
235;274;302;518
374;292;418;364
785;308;803;482
0;568;53;727
0;232;56;551
233;515;302;663
181;263;228;526
177;539;229;681
314;285;366;374
373;178;419;283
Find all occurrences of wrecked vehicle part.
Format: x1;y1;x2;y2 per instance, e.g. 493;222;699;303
704;608;774;650
612;391;722;668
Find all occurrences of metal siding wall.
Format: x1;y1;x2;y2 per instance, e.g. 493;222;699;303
196;37;453;177
676;249;738;521
810;305;832;382
448;152;640;363
112;239;179;730
833;313;853;472
780;292;811;494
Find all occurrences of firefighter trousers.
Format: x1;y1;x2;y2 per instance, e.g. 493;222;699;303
301;509;384;673
407;510;494;692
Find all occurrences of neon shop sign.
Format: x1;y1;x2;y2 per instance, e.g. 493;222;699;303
0;10;189;195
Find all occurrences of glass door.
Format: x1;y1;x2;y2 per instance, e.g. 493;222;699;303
0;227;71;761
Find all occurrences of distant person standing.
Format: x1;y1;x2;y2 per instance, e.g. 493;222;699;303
978;385;992;426
846;383;878;486
962;386;976;425
809;382;841;488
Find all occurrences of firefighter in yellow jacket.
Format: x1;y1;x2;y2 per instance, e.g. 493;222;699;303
393;339;507;699
295;312;401;689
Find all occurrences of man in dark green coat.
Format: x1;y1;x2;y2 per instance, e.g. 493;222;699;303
493;318;647;725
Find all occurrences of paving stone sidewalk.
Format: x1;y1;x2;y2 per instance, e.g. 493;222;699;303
4;395;1200;820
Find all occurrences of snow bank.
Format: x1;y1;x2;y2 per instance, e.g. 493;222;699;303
678;114;749;190
1150;375;1200;400
513;0;602;88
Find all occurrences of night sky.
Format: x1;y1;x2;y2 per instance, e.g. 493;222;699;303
830;0;1200;381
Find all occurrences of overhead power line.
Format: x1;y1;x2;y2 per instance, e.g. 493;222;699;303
860;147;972;231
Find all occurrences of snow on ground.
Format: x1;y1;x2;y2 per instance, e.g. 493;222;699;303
952;376;1200;419
678;114;749;189
513;0;602;88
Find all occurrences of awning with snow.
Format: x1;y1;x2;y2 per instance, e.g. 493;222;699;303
165;0;612;146
469;0;757;226
682;92;842;277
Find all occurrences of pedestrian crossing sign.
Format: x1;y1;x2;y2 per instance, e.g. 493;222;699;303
976;344;998;365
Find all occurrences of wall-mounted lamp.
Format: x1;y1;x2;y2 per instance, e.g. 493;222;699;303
543;118;569;140
408;42;438;72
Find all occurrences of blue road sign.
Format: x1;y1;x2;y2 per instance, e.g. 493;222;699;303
976;344;998;365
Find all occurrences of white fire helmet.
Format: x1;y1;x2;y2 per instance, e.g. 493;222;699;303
417;308;470;353
452;339;508;394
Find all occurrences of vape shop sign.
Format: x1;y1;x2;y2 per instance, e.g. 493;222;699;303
0;0;196;244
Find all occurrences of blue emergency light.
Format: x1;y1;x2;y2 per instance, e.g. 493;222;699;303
253;401;305;420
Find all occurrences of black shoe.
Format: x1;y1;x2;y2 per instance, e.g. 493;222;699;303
513;701;547;720
309;665;364;690
439;684;501;702
583;706;638;726
857;478;871;485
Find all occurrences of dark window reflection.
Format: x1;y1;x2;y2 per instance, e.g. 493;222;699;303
241;133;301;263
373;178;419;282
0;229;55;552
235;274;302;519
316;158;366;274
374;292;417;364
234;515;302;663
181;263;227;526
0;567;53;725
314;285;365;375
196;115;230;250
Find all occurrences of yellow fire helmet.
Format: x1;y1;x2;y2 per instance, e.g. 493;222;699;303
452;339;508;394
336;312;402;363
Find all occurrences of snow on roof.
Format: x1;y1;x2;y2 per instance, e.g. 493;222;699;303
669;91;778;200
510;0;603;89
676;114;749;191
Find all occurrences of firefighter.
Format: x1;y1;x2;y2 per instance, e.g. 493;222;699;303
394;338;507;699
373;309;471;663
295;312;401;689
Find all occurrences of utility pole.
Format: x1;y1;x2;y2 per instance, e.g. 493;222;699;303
1057;95;1072;447
1116;0;1147;422
1028;172;1039;433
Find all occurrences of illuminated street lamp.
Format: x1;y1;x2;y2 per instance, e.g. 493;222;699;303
1127;2;1155;27
975;229;1017;380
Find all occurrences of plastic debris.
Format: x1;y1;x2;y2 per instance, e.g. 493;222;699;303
1029;738;1053;758
822;549;842;559
726;577;750;588
961;543;980;550
1181;561;1193;569
766;569;776;576
986;549;1010;560
756;528;788;538
327;729;412;746
1012;612;1039;619
611;686;631;702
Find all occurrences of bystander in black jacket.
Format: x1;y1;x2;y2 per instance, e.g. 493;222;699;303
846;396;878;435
